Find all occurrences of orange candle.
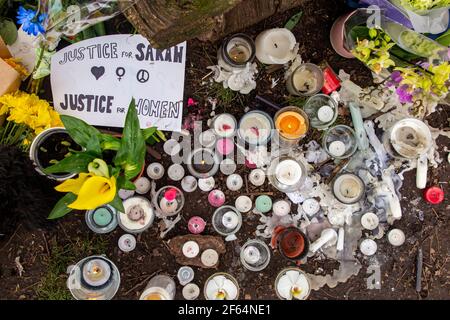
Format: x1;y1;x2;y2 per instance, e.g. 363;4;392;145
275;110;307;139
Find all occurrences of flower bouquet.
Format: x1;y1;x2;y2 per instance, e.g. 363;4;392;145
44;98;158;219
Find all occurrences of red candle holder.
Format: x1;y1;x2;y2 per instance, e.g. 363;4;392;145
424;186;444;205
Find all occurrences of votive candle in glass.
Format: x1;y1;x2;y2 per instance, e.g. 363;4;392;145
286;63;324;97
274;107;309;147
218;33;255;71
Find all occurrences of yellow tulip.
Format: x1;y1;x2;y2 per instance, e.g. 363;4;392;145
68;175;117;210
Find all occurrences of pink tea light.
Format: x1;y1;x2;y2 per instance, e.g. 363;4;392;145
188;216;206;234
164;188;178;202
208;189;226;207
216;138;234;156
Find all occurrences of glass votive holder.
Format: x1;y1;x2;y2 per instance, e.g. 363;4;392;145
212;205;242;236
274;107;310;148
85;204;118;234
267;156;307;193
153;186;185;217
322;125;357;159
286;63;324;97
303;94;338;130
240;239;271;272
186;148;220;179
217;33;256;71
237;110;274;146
140;275;176;300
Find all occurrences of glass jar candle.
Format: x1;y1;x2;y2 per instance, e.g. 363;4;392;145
153;186;185;217
332;173;365;205
85;204;118;234
322;125;357;159
140;275;176;300
67;255;120;300
286;63;324;96
218;33;256;71
274;107;309;148
211;113;237;138
186;148;219;179
204;272;240;300
303;94;338;130
118;196;154;233
267;156;306;193
240;239;271;272
275;268;311;300
237;110;274;146
212;205;242;236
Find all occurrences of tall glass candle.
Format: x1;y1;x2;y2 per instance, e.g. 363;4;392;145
212;206;242;236
140;275;176;300
274;107;309;147
240;239;271;272
218;33;255;71
323;125;357;159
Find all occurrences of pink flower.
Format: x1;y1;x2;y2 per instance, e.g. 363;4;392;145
187;98;198;107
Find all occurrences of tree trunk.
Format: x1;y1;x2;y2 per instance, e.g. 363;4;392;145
121;0;306;48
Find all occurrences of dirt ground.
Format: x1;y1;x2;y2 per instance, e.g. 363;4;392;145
0;0;449;300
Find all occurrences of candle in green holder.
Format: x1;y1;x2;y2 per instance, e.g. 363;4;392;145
93;207;113;227
255;195;272;213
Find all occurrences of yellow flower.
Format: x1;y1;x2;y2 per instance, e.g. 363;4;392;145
55;173;117;210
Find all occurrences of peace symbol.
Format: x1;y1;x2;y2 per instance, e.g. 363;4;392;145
136;69;150;83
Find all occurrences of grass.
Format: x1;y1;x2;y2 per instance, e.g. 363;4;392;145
193;81;247;111
35;236;109;300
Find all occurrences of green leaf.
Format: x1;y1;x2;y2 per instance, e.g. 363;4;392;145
142;127;157;141
85;134;102;157
109;193;124;213
114;98;146;180
60;115;102;150
43;153;95;174
436;29;450;46
100;134;121;151
284;11;303;30
48;193;76;219
0;19;18;45
123;179;136;190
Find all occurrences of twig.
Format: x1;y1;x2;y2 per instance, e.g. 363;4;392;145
124;271;160;296
244;174;249;194
416;248;423;292
0;224;22;252
243;192;274;196
41;231;50;257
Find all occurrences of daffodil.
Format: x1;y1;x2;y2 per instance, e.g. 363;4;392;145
55;173;117;210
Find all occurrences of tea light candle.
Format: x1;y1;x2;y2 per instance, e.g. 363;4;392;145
182;241;200;258
167;163;185;181
187;148;219;178
242;245;261;264
328;141;346;157
208;190;226;207
237;110;274;146
118;234;136;252
235;196;252;213
199;130;217;148
361;212;379;230
183;283;200;300
255;195;272;213
387;229;405;246
226;174;243;191
201;249;219;267
85;205;118;234
82;258;111;287
255;28;297;65
118;197;154;233
317;105;334;123
360;239;377;256
275;268;311;300
163;139;181;156
188;216;206;234
205;273;239;300
177;266;195;286
332;173;365;204
302;199;320;216
222;210;240;229
275;159;302;186
249;169;266;187
220;158;236;175
272;200;291;217
212;114;237;138
198;177;215;192
118;189;135;200
134;177;151;194
92;207;113;227
181;175;198;192
146;162;164;180
275;109;308;140
216;138;234;156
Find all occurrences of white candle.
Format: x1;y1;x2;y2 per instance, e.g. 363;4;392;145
146;162;164;180
242;246;261;264
235;196;252;213
220;158;236;175
275;159;302;186
337;227;345;251
182;283;200;300
118;234;136;252
272;200;291;217
317;105;334;123
159;197;179;215
309;228;338;253
222;211;239;229
134;177;151;194
327;211;345;226
302;198;320;216
198;177;215;192
201;249;219;267
226;174;243;191
167;163;185;181
360;239;377;256
255;28;297;65
163;139;181;156
361;212;379;230
118;188;135;200
328;141;346;157
238;111;273;145
199;129;217;148
119;197;154;233
181;175;198;192
82;258;111;287
212;114;237;138
249;169;266;187
182;241;200;258
387;229;405;246
333;173;364;204
177;266;195;286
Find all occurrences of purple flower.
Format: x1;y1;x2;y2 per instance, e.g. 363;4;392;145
390;71;402;83
396;85;413;104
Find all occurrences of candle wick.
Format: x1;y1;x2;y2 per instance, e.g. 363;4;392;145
274;43;278;48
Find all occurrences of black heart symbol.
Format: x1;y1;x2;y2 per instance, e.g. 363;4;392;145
91;66;105;80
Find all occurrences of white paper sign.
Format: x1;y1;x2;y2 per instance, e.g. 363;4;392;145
51;34;186;131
